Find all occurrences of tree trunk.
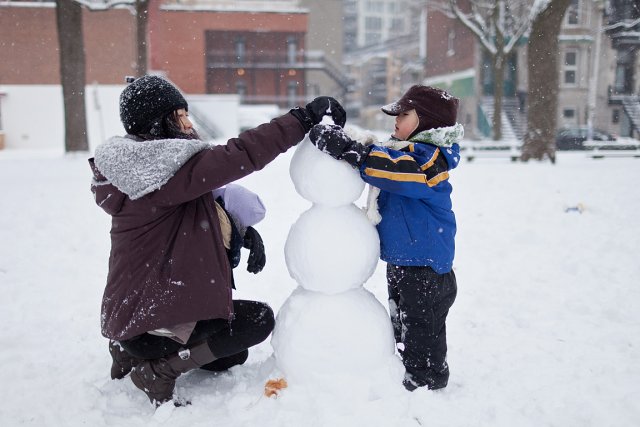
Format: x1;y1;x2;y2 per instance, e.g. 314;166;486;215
521;0;573;162
135;0;149;76
491;3;504;141
56;0;88;152
492;52;505;141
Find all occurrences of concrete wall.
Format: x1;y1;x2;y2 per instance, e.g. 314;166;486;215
0;85;124;152
0;85;249;152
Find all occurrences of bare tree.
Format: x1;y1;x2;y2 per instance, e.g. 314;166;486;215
520;0;573;162
56;0;88;152
432;0;539;140
135;0;149;76
55;0;141;152
78;1;146;74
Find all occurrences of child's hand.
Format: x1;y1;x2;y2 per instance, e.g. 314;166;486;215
309;124;371;168
243;227;266;274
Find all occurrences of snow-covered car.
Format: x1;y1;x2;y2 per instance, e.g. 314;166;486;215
555;127;616;150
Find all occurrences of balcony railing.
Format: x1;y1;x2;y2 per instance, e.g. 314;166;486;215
206;50;351;91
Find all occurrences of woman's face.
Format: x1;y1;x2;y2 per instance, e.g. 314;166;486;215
175;109;193;134
393;109;419;140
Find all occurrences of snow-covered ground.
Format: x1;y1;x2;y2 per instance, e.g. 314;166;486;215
0;146;638;426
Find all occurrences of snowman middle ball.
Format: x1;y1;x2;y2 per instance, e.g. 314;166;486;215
285;204;380;294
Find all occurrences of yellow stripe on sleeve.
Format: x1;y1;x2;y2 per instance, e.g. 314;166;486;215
427;171;449;187
364;168;428;184
368;150;416;163
420;149;439;171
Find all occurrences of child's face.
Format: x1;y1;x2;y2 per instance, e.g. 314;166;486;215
393;109;419;140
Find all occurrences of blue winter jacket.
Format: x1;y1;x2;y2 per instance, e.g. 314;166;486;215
359;138;460;273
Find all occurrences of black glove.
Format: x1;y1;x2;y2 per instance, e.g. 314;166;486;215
290;96;347;132
309;124;371;168
243;226;265;274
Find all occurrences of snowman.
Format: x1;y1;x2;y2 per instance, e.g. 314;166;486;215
270;119;404;397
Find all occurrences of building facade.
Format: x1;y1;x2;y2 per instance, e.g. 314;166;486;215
0;0;350;149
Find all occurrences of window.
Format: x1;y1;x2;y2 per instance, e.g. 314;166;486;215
563;50;578;85
563;109;575;119
236;81;247;100
366;1;383;13
286;37;297;64
365;16;382;31
612;109;620;124
447;30;455;57
566;0;580;26
235;37;245;62
390;17;404;32
287;81;298;107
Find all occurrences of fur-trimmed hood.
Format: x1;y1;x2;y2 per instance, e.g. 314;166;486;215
92;135;211;201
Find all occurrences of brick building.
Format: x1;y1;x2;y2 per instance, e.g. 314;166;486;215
0;3;137;85
0;0;342;149
0;0;309;105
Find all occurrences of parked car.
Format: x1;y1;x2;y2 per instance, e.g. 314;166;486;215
555;127;616;150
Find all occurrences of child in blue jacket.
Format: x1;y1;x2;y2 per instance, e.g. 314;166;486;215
309;85;462;391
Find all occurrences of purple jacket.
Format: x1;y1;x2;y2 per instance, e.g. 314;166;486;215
89;113;305;340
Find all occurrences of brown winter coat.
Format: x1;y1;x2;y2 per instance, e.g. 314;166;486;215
89;113;305;340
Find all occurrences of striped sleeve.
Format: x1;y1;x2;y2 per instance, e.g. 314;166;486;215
360;144;450;199
420;149;450;187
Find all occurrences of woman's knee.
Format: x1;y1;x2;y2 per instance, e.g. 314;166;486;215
234;300;274;341
254;302;275;340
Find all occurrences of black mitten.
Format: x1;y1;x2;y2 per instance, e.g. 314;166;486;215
243;226;265;274
309;124;371;168
305;96;346;127
290;96;347;131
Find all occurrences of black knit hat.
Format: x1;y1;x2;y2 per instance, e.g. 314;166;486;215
119;75;188;135
382;85;459;135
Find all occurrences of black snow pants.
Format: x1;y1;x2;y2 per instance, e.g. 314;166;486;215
119;300;274;372
387;264;457;389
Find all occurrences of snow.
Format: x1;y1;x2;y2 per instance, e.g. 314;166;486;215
1;148;639;426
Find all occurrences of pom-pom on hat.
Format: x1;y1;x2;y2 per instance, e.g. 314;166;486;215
382;85;459;133
119;75;188;135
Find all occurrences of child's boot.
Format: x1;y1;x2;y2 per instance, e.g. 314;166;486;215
403;362;450;391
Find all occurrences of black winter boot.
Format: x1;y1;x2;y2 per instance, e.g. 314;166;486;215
130;341;216;406
109;340;141;380
403;363;450;391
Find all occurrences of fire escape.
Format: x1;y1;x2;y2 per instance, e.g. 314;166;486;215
605;1;640;137
206;49;351;108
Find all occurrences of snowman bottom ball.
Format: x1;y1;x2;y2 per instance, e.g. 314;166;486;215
271;286;396;386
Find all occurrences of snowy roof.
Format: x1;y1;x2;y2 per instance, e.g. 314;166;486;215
559;34;594;42
0;0;134;10
161;0;306;14
0;1;56;8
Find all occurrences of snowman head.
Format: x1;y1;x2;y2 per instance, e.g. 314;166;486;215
290;136;365;207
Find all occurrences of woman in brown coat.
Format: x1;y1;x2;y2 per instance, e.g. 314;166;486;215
89;75;345;406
